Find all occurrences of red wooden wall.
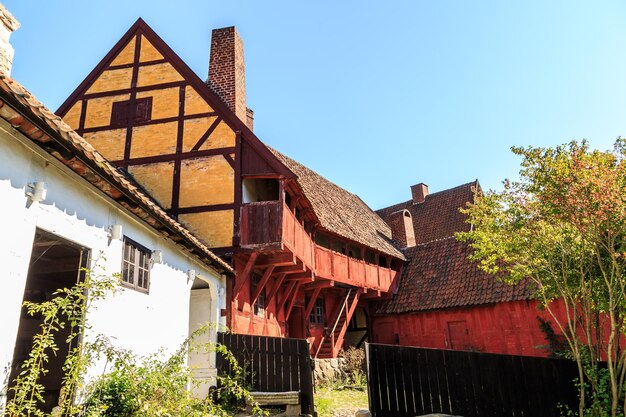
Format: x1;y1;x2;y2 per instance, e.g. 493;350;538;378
371;300;566;357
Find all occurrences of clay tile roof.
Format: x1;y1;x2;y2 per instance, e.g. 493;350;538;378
377;181;479;245
376;237;535;314
269;148;405;260
0;74;232;274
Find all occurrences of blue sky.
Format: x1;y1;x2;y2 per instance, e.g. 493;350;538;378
5;1;626;209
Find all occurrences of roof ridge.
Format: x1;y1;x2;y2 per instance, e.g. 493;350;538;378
376;180;477;213
406;235;457;250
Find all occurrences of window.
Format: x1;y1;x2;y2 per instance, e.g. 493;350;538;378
122;237;151;292
111;97;152;127
251;273;265;316
309;297;325;325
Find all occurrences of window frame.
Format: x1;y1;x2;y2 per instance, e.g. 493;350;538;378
309;297;325;325
121;237;151;293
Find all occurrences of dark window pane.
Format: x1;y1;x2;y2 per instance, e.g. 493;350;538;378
121;238;151;292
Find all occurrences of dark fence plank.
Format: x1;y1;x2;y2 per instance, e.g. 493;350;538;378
366;343;580;417
217;332;314;416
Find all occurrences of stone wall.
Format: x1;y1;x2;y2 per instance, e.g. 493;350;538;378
313;357;346;384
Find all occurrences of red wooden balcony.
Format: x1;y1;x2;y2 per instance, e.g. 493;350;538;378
240;201;398;292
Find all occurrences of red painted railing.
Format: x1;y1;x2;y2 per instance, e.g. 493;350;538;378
240;201;397;292
282;203;314;267
313;246;396;292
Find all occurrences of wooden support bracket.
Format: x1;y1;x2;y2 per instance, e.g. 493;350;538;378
250;265;275;306
233;253;258;296
266;273;286;306
285;282;302;320
256;253;296;268
303;287;322;319
278;280;297;313
303;280;334;291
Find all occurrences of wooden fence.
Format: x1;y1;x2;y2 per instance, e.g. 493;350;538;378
217;332;315;416
366;343;579;417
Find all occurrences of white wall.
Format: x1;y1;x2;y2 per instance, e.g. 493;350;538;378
0;119;227;406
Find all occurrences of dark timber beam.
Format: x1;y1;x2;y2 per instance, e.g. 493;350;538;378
233;253;258;296
266;273;286;306
304;280;334;291
285;282;302;321
278;280;297;313
256;253;296;268
285;269;314;281
250;265;274;306
275;263;305;275
303;287;322;319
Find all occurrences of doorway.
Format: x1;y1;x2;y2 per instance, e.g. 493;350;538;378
8;229;87;412
346;307;369;348
188;277;213;397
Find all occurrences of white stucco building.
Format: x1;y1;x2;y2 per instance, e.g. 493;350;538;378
0;6;232;412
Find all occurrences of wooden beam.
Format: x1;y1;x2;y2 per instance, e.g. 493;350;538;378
303;280;334;291
250;265;274;306
285;270;314;281
256;253;296;268
303;287;322;319
278;280;297;313
233;253;258;296
266;273;286;306
361;290;382;300
285;282;302;320
275;263;305;274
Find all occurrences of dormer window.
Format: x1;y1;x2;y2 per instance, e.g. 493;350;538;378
111;97;152;127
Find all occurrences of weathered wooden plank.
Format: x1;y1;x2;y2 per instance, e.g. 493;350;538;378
299;340;315;415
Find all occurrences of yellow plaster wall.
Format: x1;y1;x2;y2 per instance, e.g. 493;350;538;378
128;162;174;209
179;210;234;248
110;37;136;66
179;156;234;207
130;121;178;158
139;37;164;62
182;118;235;152
83;129;127;161
86;68;133;94
137;63;183;88
137;87;179;120
62;102;81;130
84;94;131;129
184;87;214;115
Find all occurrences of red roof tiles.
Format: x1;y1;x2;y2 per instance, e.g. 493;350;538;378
270;148;406;260
377;237;535;314
377;181;534;313
377;181;479;245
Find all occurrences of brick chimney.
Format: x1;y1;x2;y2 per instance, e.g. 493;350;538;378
411;183;429;204
387;209;416;248
0;4;19;76
208;26;253;129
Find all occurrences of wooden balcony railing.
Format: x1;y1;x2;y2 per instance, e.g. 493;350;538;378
314;246;397;292
240;201;398;292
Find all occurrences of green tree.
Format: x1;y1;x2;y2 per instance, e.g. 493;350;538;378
457;139;626;417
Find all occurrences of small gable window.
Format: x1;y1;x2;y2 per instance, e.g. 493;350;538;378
121;237;151;293
111;97;152;127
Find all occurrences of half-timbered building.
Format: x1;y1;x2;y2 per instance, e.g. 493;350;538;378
56;19;406;359
0;8;232;410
